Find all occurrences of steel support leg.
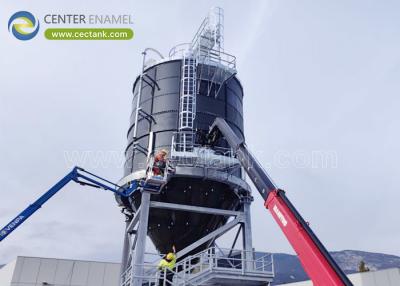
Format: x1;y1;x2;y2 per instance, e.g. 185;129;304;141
243;199;254;271
131;191;151;286
120;220;131;280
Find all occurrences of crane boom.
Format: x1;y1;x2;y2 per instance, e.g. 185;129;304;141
209;118;353;286
0;166;163;242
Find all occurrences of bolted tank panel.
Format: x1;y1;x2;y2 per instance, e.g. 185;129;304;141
125;60;182;175
195;63;245;147
124;61;245;176
122;59;247;255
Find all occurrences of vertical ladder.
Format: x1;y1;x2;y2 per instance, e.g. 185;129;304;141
178;53;197;152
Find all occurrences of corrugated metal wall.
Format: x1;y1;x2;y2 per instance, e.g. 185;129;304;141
1;256;119;286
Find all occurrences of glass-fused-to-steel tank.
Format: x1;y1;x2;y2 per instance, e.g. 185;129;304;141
117;7;251;255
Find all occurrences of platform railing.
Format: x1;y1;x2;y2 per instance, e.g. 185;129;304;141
174;247;274;283
169;43;236;70
170;134;239;170
120;264;132;286
121;247;273;286
171;133;235;156
121;255;197;286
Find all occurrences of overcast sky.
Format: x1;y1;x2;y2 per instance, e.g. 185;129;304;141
1;0;400;265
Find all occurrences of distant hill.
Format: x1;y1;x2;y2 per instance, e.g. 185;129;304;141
271;253;308;285
271;250;400;285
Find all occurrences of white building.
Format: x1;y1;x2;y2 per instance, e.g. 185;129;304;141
277;268;400;286
0;256;120;286
1;256;399;286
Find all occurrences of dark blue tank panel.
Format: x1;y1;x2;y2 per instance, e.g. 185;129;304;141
124;60;244;176
124;59;245;255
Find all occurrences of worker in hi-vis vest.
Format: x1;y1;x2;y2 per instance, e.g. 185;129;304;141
158;245;177;286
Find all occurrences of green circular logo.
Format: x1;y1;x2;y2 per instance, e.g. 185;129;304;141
8;11;40;41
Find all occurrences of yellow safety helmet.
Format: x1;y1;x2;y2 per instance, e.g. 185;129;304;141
166;252;174;261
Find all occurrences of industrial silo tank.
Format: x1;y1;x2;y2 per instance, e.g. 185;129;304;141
119;58;249;255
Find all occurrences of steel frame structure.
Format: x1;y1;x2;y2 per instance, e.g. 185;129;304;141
119;189;255;286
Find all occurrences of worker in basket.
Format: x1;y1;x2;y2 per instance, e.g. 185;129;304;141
158;245;177;286
152;149;168;177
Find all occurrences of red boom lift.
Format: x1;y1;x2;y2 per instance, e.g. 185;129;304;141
209;118;353;286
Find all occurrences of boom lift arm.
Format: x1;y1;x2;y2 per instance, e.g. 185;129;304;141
209;118;353;286
0;167;158;242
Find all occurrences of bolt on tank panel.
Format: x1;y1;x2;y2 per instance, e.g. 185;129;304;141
130;177;240;254
122;56;249;255
124;59;246;176
124;60;181;176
